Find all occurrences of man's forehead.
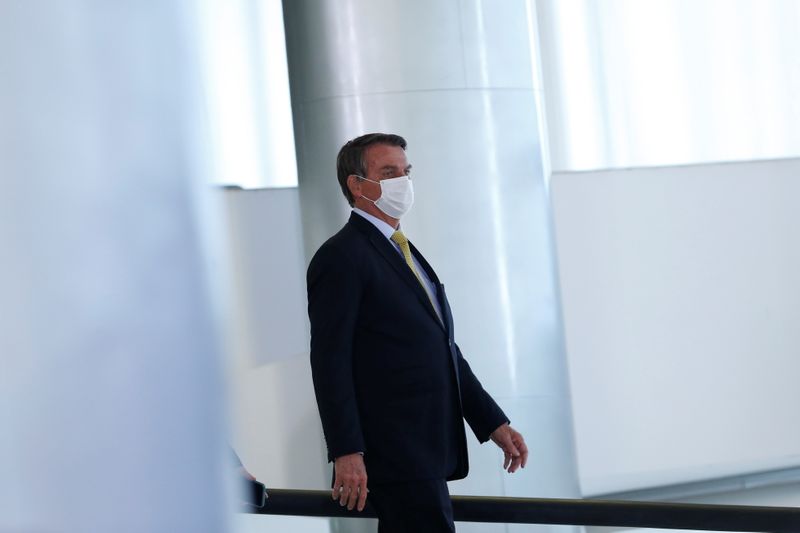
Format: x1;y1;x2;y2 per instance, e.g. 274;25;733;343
365;144;409;167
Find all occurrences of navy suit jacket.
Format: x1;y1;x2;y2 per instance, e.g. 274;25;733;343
307;212;508;484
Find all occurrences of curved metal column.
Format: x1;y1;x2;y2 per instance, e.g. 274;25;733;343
283;2;579;530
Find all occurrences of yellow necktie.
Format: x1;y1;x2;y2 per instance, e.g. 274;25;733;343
391;230;439;317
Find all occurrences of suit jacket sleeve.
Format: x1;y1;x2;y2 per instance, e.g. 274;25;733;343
455;343;510;443
307;243;366;462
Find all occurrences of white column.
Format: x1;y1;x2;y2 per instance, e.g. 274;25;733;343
0;3;229;532
283;1;580;531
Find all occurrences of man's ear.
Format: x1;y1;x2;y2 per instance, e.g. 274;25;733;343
346;174;361;199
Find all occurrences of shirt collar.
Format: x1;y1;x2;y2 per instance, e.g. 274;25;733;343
352;208;399;241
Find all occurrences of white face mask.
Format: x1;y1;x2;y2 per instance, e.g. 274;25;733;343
357;175;414;219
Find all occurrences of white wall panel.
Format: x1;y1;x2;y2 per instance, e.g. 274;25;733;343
218;187;327;491
551;158;800;496
221;188;309;366
196;0;297;188
537;0;800;172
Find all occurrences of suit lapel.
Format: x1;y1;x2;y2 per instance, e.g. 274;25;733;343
409;241;439;285
411;242;459;377
349;214;445;330
369;231;446;330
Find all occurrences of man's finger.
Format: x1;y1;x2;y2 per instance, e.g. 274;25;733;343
508;454;522;473
339;486;350;506
512;432;528;465
504;440;521;459
346;485;359;511
517;439;529;468
331;480;341;500
356;483;368;512
500;431;522;472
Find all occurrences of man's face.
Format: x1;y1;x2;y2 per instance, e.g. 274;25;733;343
350;144;412;203
364;143;411;181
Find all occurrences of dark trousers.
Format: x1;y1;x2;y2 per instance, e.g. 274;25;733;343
368;478;455;533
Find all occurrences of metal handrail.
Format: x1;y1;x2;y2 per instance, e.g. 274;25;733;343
249;488;800;532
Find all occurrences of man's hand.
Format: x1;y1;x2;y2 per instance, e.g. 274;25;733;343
238;467;256;481
490;423;528;473
332;453;368;511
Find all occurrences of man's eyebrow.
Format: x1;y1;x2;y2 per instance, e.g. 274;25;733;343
377;164;412;172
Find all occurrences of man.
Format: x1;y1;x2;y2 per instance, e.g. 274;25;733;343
307;133;528;532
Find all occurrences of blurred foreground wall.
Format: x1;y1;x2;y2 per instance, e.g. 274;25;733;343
0;3;229;532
